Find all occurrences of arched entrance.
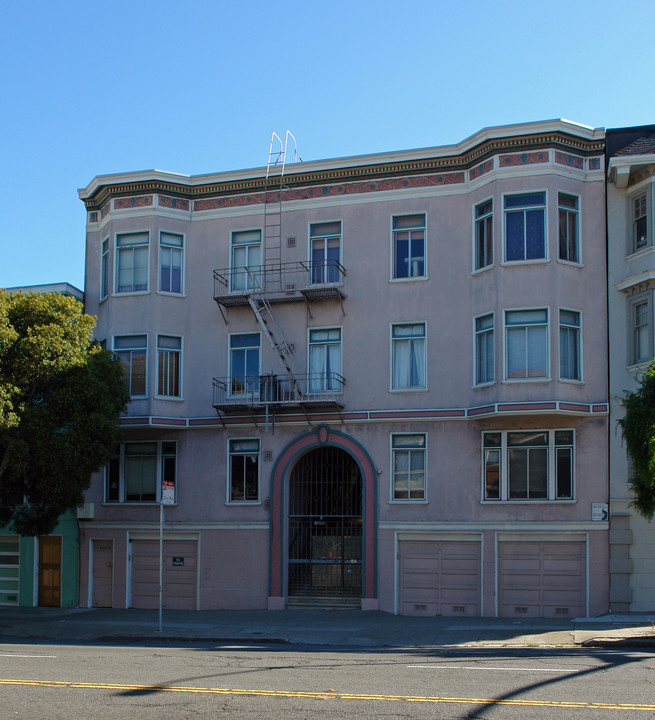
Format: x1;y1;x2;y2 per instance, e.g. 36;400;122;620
288;447;362;599
268;427;377;608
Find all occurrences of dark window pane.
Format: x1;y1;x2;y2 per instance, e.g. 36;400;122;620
506;212;525;260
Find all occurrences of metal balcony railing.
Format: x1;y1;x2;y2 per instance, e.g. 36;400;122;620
213;260;345;305
212;372;345;411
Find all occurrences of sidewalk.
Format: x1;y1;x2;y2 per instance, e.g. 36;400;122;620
1;607;654;649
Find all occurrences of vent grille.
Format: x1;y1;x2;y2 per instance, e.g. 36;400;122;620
287;237;296;247
514;606;529;614
263;450;273;462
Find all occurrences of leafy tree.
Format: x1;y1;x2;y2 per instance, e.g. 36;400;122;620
618;361;655;521
0;290;128;535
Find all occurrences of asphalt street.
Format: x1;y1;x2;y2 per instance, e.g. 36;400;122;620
1;640;654;719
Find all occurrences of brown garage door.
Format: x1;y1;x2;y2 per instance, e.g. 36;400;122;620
499;540;586;618
131;539;197;610
399;539;481;617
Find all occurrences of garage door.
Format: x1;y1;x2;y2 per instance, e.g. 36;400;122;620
399;539;481;616
131;539;197;610
0;536;20;606
498;540;586;618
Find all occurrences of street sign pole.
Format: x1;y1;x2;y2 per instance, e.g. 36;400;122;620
159;500;164;632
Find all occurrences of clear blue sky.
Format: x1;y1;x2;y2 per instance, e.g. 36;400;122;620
1;0;654;291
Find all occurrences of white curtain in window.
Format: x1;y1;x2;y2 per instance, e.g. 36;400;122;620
393;337;425;388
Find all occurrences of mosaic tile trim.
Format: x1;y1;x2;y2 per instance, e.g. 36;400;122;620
555;151;584;169
194;171;466;212
158;195;190;210
499;151;549;167
113;195;153;210
588;157;601;170
100;201;111;219
469;159;494;181
88;211;98;223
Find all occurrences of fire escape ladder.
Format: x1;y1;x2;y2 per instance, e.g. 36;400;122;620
247;294;295;378
264;132;284;270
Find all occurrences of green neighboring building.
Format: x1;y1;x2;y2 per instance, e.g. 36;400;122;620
1;283;84;609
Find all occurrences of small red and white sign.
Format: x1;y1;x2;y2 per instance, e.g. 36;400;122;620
162;480;175;506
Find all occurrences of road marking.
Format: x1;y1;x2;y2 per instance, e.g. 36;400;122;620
407;665;571;673
0;655;57;659
0;678;653;712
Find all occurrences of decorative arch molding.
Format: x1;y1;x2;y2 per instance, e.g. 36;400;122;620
268;426;377;606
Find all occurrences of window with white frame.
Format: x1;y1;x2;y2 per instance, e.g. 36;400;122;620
113;335;147;397
559;310;581;380
392;322;426;389
633;193;648;253
159;232;184;294
101;238;109;299
474;200;493;270
558;193;580;263
229;333;260;397
475;313;494;385
483;430;573;501
504;192;546;261
392;214;426;279
231;230;262;291
308;328;342;393
392;433;426;500
631;297;651;365
104;441;176;503
228;438;260;503
116;232;149;293
505;309;548;380
157;335;181;398
310;221;341;284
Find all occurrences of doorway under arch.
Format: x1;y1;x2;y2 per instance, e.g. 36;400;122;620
288;446;362;598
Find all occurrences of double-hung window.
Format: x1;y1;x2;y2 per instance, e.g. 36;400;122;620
392;323;426;389
559;310;581;380
392;214;426;279
116;232;149;293
231;230;261;291
113;334;147;397
157;335;181;398
632;299;651;365
558;193;580;263
391;433;426;500
310;222;341;284
505;309;548;380
228;438;260;503
475;313;494;385
474;200;493;270
483;430;573;501
105;441;176;503
101;238;109;299
229;333;260;397
159;232;184;294
504;192;546;261
633;193;648;252
308;328;342;393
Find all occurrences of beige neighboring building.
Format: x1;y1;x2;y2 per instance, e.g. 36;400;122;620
607;125;655;612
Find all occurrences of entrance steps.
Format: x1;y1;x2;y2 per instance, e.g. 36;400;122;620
286;596;361;611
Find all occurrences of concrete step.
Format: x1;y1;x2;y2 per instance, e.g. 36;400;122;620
287;596;361;610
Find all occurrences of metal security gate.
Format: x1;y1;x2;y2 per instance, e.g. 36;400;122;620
288;447;362;598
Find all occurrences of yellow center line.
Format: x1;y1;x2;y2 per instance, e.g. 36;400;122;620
0;678;653;712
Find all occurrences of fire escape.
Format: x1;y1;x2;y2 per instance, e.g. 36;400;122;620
212;132;346;425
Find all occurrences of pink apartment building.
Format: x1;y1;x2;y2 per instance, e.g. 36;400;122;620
77;120;609;617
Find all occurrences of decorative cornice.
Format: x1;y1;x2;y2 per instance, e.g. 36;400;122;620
81;129;605;211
